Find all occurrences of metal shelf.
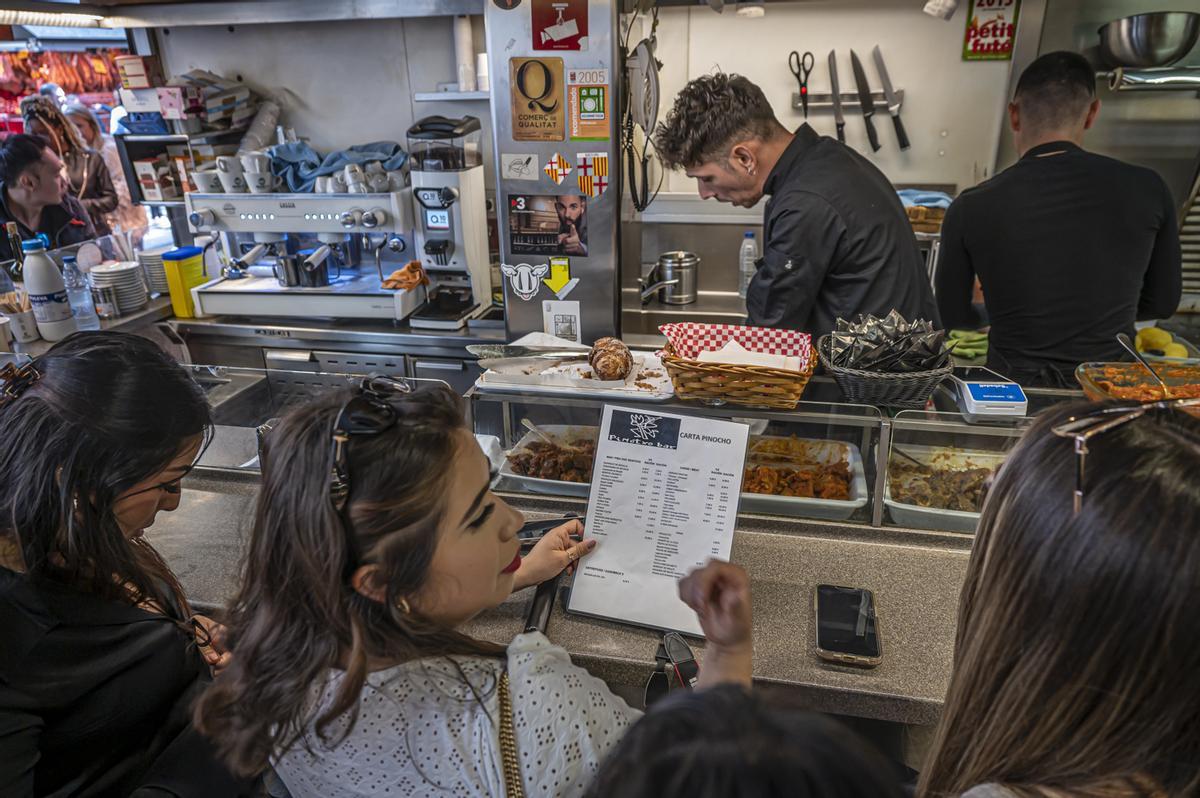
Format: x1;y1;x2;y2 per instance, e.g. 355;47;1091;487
119;128;246;144
414;91;490;102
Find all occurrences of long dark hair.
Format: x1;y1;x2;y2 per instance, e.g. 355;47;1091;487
584;685;905;797
194;384;504;778
0;331;211;615
920;400;1200;797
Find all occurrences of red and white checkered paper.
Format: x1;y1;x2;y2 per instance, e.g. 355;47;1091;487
659;323;812;366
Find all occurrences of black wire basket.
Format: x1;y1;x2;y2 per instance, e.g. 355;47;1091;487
818;334;952;409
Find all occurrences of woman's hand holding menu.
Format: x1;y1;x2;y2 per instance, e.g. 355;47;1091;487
679;560;753;688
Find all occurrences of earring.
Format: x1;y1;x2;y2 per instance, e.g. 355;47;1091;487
395;597;411;614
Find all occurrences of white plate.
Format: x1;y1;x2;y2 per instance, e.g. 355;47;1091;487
478;353;674;402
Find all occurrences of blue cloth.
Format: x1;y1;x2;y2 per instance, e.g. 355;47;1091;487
896;189;953;209
268;141;408;193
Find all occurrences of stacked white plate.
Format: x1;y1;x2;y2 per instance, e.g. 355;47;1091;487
137;247;171;296
90;262;149;314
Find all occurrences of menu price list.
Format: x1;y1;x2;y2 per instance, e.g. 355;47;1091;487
567;406;748;635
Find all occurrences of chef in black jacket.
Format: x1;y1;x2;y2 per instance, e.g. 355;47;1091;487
936;51;1181;387
654;73;938;336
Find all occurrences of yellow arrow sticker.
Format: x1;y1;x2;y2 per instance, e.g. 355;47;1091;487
542;256;571;294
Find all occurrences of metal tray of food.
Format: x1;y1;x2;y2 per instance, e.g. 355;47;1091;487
502;428;867;521
499;425;596;498
884;444;1006;533
740;436;868;521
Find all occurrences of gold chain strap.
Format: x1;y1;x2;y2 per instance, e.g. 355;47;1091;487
497;670;525;798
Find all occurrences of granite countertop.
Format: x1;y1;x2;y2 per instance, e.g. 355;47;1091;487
155;474;968;727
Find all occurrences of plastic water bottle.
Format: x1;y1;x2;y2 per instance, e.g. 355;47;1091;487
63;255;100;330
738;231;758;299
21;239;76;342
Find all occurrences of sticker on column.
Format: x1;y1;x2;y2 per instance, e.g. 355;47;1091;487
501;262;549;301
542;255;579;299
568;68;610;141
493;0;522;8
543;152;572;185
542;299;582;342
532;0;588;51
576;152;609;198
511;57;565;142
501;153;540;181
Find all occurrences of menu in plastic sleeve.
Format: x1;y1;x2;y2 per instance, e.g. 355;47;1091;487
566;405;749;635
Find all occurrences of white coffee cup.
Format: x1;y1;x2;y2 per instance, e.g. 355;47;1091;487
246;171;280;194
192;168;224;193
7;309;39;343
0;316;11;352
367;172;390;192
216;156;247;193
240;150;271;172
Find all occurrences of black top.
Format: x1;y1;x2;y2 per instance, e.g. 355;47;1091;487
935;141;1181;386
747;124;939;336
0;184;97;264
0;566;245;797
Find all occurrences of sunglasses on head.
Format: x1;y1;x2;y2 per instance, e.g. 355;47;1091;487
1052;398;1200;515
329;376;414;512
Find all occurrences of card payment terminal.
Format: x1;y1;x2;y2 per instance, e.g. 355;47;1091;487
949;367;1028;422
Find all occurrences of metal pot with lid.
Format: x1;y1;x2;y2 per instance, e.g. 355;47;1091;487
640;250;699;305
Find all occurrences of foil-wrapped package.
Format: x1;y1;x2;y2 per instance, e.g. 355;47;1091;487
830;311;950;373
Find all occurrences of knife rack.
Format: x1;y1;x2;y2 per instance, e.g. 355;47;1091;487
792;89;903;112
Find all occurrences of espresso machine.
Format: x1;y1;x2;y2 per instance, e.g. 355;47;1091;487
407;116;493;329
185;190;417;320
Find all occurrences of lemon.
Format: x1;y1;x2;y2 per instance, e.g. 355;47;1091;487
1163;342;1189;359
1138;327;1173;351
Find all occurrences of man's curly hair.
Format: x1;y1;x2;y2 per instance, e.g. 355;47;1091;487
654;73;781;170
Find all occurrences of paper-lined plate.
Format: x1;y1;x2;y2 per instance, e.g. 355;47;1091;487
477;352;674;402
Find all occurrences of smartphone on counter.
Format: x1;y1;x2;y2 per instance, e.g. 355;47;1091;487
814;584;882;667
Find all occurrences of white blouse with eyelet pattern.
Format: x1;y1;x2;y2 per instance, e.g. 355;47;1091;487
275;632;642;798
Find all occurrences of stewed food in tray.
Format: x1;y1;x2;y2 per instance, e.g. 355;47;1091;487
500;427;868;521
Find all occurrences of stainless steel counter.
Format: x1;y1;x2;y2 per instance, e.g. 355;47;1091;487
157;468;967;729
172;315;506;355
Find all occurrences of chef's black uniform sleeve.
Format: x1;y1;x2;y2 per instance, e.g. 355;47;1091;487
1135;174;1182;321
746;195;844;331
934;196;981;330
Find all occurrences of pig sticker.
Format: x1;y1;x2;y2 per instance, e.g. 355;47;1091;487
501;262;549;301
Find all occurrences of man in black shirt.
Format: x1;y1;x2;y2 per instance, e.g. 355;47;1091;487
936;51;1181;387
655;73;938;337
0;133;96;263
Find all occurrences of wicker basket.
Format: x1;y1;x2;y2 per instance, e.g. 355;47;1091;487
817;334;951;409
661;343;815;410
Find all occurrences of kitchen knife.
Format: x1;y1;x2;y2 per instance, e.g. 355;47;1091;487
477;355;586;371
849;50;881;153
467;344;589;360
871;45;910;151
828;50;845;144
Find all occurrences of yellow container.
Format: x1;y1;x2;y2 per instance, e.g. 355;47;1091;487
160;246;207;318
